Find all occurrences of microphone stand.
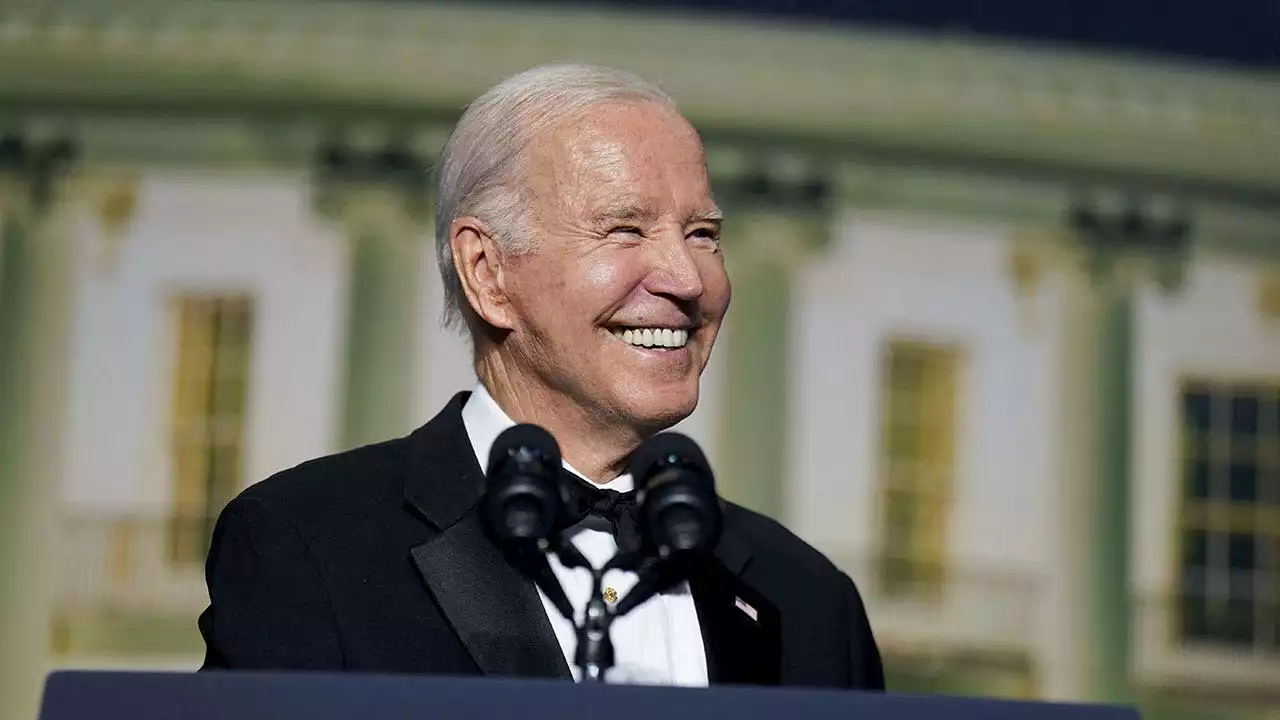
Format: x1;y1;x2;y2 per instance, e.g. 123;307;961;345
552;539;631;683
550;538;688;683
503;534;693;683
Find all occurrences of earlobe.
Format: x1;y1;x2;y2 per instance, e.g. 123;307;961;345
451;217;515;330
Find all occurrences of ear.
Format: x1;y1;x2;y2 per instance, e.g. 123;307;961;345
450;216;517;331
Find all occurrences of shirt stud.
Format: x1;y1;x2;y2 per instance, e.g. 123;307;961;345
603;586;618;604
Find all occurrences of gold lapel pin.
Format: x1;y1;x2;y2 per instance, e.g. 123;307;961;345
603;587;618;604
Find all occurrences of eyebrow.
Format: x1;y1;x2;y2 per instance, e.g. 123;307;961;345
691;207;724;223
591;203;655;224
590;204;725;225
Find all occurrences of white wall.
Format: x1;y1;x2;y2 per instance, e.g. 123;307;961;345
62;172;348;514
789;211;1053;574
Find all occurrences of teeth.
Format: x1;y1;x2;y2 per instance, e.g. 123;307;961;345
611;327;689;349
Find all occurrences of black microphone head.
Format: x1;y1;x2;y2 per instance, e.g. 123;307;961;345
484;424;562;547
629;431;712;490
488;423;560;476
631;432;720;560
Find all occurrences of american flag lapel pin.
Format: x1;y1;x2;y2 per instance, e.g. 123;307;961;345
734;596;758;623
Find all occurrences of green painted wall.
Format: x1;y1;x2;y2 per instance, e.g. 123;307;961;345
1092;284;1134;703
719;254;791;519
338;230;422;450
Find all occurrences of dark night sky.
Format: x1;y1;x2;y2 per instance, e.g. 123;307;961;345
480;0;1280;72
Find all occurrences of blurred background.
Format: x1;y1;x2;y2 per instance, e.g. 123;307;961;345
1;0;1279;718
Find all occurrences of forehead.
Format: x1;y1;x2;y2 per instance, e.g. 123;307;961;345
524;101;713;215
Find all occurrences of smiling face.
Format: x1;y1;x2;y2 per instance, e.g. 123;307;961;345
486;100;731;434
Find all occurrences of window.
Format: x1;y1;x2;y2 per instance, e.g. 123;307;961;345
167;294;254;566
1177;381;1280;652
877;341;961;599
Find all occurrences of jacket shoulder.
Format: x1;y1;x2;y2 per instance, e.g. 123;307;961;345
723;501;850;585
233;436;412;515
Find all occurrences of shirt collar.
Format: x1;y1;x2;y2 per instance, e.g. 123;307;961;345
460;383;635;493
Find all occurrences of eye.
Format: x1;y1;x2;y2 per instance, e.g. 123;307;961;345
688;226;721;245
610;226;643;236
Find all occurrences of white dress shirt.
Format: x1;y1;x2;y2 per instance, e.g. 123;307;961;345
461;383;709;686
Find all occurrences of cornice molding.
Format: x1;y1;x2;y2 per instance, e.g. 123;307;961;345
0;0;1277;203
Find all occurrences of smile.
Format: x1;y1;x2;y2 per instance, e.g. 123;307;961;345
609;327;690;349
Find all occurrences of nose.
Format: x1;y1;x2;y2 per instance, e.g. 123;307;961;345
645;230;705;302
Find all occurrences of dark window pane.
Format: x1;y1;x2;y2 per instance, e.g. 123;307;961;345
1270;603;1280;650
1273;389;1280;439
1231;394;1259;435
1228;570;1257;601
1187;459;1211;500
1229;462;1259;503
1267;464;1280;507
1228;534;1258;572
1183;530;1209;568
1180;593;1209;641
1222;597;1257;646
1179;565;1208;595
1184;390;1212;433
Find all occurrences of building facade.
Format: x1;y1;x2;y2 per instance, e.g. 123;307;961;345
1;2;1279;719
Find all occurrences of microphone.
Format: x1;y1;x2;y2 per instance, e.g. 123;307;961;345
629;432;722;563
483;424;563;549
482;424;574;621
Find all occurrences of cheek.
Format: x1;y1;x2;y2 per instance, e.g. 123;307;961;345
515;253;638;334
579;254;628;290
505;258;564;328
575;254;644;314
699;257;732;316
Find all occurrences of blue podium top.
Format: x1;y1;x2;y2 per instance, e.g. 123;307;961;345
39;670;1140;720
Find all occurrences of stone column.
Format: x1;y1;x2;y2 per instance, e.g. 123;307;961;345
0;134;80;720
714;161;831;521
314;143;432;451
1064;197;1191;704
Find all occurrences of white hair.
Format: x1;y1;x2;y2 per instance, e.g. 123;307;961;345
434;62;677;331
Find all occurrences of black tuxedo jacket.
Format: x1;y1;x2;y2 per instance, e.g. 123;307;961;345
198;392;884;689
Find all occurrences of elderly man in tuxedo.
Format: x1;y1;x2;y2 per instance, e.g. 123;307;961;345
199;63;884;689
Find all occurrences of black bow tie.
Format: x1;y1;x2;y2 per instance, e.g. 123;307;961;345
557;469;642;553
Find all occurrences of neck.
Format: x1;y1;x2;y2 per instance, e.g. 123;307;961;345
475;350;643;484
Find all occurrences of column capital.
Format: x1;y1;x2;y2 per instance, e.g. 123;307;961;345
710;146;831;214
311;139;434;242
0;134;81;222
710;147;835;270
1065;192;1194;294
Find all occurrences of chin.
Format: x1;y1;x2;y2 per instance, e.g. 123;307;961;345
618;383;699;432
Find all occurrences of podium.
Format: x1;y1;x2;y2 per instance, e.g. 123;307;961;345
38;670;1140;720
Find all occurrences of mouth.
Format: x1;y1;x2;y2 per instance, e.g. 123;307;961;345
608;326;691;350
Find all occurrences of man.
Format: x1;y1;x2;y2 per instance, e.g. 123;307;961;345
199;63;884;689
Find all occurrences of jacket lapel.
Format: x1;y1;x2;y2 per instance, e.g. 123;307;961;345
689;513;781;686
403;392;571;680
